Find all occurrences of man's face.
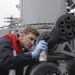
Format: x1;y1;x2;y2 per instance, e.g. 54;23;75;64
20;32;38;50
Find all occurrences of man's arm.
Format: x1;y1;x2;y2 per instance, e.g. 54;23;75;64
0;38;32;69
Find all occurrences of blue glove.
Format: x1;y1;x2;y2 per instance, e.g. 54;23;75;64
31;40;48;59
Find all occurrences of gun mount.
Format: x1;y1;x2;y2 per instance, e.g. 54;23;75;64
25;14;75;75
39;14;75;59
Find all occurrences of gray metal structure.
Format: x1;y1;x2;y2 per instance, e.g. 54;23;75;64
0;0;75;75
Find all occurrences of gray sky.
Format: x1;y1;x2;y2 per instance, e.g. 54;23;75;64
0;0;19;27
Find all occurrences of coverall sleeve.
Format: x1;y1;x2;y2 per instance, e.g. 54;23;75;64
0;38;33;69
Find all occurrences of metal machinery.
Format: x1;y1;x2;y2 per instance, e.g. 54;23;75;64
0;0;75;75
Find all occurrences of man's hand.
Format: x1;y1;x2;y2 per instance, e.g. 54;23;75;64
31;40;48;59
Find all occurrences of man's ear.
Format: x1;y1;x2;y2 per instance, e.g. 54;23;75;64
20;33;25;37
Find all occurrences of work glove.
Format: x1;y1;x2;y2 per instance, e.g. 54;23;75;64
31;40;48;59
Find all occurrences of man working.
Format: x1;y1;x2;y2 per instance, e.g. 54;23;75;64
0;27;48;75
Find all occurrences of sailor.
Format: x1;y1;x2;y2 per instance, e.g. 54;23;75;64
0;27;48;75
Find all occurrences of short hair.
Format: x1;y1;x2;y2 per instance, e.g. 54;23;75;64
22;27;40;36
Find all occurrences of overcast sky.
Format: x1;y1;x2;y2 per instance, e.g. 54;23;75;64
0;0;19;27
